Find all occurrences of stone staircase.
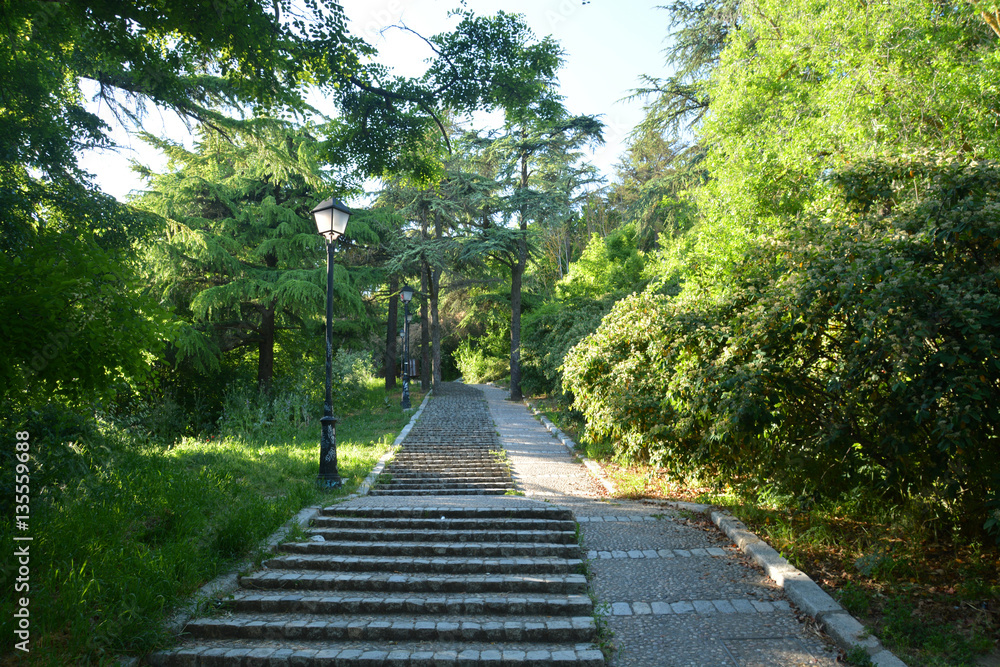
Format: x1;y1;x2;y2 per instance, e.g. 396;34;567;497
369;390;514;496
146;504;603;665
146;384;604;666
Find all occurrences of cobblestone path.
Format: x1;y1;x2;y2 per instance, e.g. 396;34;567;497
479;383;842;667
370;385;514;496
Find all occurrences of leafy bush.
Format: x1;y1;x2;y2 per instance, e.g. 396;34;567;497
564;157;1000;538
556;224;646;301
520;295;618;397
454;338;509;384
521;225;648;397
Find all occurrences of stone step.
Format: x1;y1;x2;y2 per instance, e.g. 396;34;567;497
278;540;581;558
147;639;606;666
383;466;506;472
368;488;513;496
385;461;507;467
377;478;513;487
377;480;512;489
223;590;594;616
240;570;589;594
386;459;504;465
184;613;596;643
305;527;578;544
390;444;503;453
311;516;572;531
322;506;573;520
264;553;583;575
387;472;510;480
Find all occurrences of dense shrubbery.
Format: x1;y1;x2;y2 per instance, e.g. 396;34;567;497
564;158;1000;537
515;225;648;396
520;296;617;396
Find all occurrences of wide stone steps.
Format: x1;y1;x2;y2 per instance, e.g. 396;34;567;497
383;470;509;478
310;516;572;531
241;570;588;594
387;458;507;464
304;527;578;543
226;589;593;617
183;613;597;642
222;590;595;616
145;384;601;666
373;481;516;492
368;486;514;496
278;540;581;558
148;640;605;666
324;506;573;520
264;553;583;575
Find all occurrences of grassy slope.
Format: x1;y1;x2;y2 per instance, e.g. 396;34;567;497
0;382;424;665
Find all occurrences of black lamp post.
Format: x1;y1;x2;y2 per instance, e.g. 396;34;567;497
400;284;414;409
311;196;351;488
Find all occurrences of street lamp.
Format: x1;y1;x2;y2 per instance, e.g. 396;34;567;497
311;196;351;488
400;284;414;409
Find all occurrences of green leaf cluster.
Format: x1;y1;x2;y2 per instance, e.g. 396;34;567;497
565;157;1000;533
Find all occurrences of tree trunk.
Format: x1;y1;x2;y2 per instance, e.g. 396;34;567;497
420;260;431;391
431;211;443;389
509;144;529;402
384;275;398;389
510;245;525;401
258;304;276;393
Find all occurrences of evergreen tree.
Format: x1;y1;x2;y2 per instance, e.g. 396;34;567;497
139;121;372;389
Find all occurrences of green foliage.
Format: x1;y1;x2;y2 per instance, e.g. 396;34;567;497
0;0;367;409
0;182;166;406
452;293;512;384
699;0;1000;247
521;296;617;398
565;157;1000;536
139;123;374;388
454;339;510;384
556;225;646;300
0;379;412;662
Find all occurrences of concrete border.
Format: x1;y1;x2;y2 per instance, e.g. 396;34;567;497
123;393;433;666
519;400;906;667
710;510;907;666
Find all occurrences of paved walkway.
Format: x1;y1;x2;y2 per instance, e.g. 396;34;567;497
476;383;840;667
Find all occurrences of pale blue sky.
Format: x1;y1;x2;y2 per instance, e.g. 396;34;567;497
78;1;672;200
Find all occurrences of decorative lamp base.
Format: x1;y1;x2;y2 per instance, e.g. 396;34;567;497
317;415;342;488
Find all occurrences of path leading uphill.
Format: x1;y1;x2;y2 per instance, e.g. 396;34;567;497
148;382;842;666
478;383;841;667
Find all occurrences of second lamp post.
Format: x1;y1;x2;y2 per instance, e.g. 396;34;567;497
400;284;414;409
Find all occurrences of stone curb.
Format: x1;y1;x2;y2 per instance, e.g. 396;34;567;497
710;511;908;666
522;402;616;495
123;395;433;666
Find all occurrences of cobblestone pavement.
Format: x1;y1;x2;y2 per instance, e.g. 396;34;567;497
477;383;841;667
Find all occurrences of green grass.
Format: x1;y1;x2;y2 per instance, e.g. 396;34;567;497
0;380;422;665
